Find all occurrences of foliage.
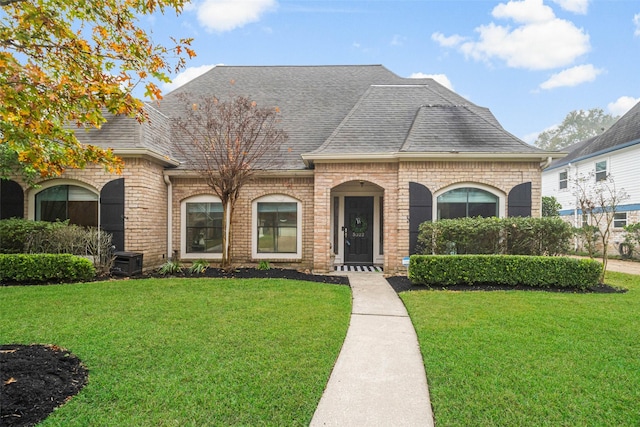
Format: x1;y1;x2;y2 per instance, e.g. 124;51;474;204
258;260;271;270
571;171;628;282
158;259;183;275
188;259;209;274
541;195;562;217
416;217;572;256
0;278;351;425
0;253;95;283
174;95;288;268
623;223;640;248
0;218;115;274
0;218;65;253
401;271;640;426
534;108;618;151
0;0;195;182
408;255;602;289
574;225;600;258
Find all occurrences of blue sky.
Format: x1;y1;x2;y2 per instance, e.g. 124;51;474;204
144;0;640;144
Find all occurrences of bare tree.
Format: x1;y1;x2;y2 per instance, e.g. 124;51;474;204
173;95;287;268
572;171;628;282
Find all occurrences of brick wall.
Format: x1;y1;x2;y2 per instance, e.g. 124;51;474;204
171;175;315;269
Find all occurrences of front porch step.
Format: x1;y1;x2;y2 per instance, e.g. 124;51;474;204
334;265;383;273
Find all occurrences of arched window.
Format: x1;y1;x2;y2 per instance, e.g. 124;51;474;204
437;187;499;220
180;195;223;258
35;185;98;226
252;195;302;259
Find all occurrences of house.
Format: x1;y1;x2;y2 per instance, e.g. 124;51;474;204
0;65;559;273
542;100;640;252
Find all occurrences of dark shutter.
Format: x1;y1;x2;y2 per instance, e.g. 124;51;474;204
0;180;24;219
409;182;432;254
100;178;125;251
508;182;532;217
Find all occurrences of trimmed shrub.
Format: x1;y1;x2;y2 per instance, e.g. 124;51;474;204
0;219;66;254
0;254;96;284
416;217;572;256
408;255;602;290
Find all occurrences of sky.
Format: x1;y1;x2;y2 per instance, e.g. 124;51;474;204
142;0;640;144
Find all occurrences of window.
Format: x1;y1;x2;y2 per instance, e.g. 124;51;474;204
35;185;98;227
257;202;297;253
253;195;302;259
595;160;607;182
559;170;568;190
437;187;499;219
186;202;223;254
614;212;627;229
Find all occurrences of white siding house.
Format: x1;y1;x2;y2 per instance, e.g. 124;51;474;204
542;101;640;253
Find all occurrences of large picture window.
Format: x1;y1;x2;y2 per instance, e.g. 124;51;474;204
257;202;297;253
253;195;302;259
437;187;498;219
35;185;98;227
186;202;223;254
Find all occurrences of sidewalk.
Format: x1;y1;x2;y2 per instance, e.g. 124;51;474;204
310;273;434;427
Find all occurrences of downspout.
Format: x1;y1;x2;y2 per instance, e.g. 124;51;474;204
164;174;173;260
540;156;552;169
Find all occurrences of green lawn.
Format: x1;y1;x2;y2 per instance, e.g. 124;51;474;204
0;278;352;426
401;271;640;426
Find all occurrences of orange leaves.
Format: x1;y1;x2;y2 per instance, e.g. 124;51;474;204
0;0;195;182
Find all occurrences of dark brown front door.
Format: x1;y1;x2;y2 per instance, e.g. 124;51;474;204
344;196;373;264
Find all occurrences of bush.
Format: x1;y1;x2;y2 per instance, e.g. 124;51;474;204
0;219;66;253
0;219;115;274
416;217;572;256
0;254;96;284
408;255;602;290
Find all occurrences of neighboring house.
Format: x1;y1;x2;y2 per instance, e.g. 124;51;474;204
0;65;559;273
542;100;640;252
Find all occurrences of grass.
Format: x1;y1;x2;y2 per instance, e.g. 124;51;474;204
400;271;640;426
0;278;352;426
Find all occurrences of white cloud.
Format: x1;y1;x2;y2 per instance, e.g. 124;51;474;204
634;13;640;37
539;64;603;90
196;0;277;32
163;64;217;92
431;32;466;48
433;0;590;71
390;34;405;47
408;72;454;91
550;0;589;14
607;96;640;116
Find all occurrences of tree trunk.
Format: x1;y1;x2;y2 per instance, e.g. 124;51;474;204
221;197;235;269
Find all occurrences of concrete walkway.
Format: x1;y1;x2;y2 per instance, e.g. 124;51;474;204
310;273;434;427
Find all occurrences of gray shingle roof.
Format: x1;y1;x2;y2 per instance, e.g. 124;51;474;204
548;100;640;169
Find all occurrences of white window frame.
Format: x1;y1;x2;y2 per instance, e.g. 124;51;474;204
28;179;99;224
433;183;506;220
614;212;627;229
595;160;608;182
252;194;302;260
180;194;223;260
559;170;568;190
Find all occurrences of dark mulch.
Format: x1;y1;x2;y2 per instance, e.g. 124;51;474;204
1;344;88;427
386;276;627;294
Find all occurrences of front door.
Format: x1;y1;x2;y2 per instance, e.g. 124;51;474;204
344;196;374;264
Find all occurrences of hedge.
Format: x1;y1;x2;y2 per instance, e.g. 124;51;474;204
0;254;96;284
408;255;602;290
416;216;573;256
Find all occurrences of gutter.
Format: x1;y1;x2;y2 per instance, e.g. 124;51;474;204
163;174;173;260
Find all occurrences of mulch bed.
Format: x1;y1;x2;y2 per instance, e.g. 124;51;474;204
1;344;88;427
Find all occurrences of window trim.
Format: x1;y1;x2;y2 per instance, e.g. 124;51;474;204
252;194;302;260
29;180;99;226
595;160;608;182
180;194;223;260
614;212;627;229
433;183;505;220
559;170;568;190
